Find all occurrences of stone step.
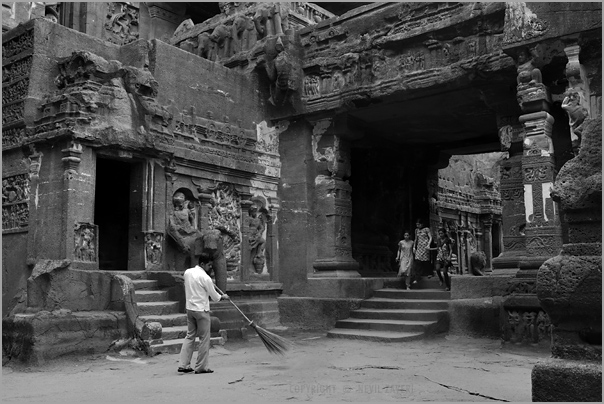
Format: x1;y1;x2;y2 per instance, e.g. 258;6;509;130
134;290;169;302
335;318;436;333
131;279;159;290
105;271;148;280
149;336;225;356
137;301;180;316
373;289;450;300
139;313;187;327
326;328;425;342
350;308;447;321
362;298;449;310
162;325;188;340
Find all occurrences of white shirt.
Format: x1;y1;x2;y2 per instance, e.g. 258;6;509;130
183;265;222;312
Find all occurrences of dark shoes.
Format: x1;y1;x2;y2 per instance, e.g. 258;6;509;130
195;369;214;374
178;367;194;373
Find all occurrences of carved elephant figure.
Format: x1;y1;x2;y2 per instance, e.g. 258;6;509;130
193;229;228;293
196;32;212;59
209;24;231;60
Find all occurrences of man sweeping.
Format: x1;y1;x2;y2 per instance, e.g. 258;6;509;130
178;254;229;374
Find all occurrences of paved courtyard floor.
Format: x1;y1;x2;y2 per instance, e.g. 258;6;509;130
2;329;550;403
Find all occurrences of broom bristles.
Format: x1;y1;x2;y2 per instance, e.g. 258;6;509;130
249;321;293;356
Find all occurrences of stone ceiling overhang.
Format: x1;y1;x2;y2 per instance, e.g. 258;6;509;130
291;2;520;154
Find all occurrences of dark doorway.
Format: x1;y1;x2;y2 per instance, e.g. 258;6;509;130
95;158;131;270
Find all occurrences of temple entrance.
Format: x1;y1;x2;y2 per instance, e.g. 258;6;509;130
94;158;140;270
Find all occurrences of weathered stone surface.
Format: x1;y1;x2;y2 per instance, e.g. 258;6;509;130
450;276;512;300
447;297;502;339
278;297;362;330
551;118;602;212
3;310;128;364
532;359;602;402
27;263;114;312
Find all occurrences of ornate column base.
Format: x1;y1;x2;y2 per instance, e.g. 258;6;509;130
312;257;360;278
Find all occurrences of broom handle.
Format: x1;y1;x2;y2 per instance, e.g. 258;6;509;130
213;285;253;325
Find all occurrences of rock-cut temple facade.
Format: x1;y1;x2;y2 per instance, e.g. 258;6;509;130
2;2;601;401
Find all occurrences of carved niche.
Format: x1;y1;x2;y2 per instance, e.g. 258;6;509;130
2;174;30;232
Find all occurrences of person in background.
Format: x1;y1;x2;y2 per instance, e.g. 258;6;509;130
430;228;453;291
413;218;433;279
396;231;414;289
178;254;229;374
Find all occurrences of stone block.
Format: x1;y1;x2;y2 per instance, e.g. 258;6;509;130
3;311;128;364
278;296;363;330
447;297;502;339
300;277;388;299
532;359;602;402
450;275;513;299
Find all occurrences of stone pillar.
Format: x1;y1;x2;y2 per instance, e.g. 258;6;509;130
481;214;493;273
310;118;359;277
61;141;97;269
239;199;253;283
519;111;563;270
267;198;280;282
492;121;526;273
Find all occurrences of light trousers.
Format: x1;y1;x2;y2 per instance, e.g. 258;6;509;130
178;309;211;372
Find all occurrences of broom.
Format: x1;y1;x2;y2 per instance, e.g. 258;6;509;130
214;285;293;356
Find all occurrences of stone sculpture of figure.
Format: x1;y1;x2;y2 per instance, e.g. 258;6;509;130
508;311;521;342
231;15;252;54
248;204;266;274
167;191;200;258
196;32;212;59
167;191;227;291
194;229;228;292
516;48;542;86
523;311;536;342
561;89;588;151
209;24;231;60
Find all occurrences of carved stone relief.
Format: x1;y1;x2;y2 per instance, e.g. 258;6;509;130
74;222;98;262
208;184;242;278
144;231;164;267
503;2;548;44
2;174;30;231
2;29;34;59
503;309;551;344
104;2;139;45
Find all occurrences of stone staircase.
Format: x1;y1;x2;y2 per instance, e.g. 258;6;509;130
327;278;450;341
111;271;280;355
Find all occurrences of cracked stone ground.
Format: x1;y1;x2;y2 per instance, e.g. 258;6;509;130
2;331;549;402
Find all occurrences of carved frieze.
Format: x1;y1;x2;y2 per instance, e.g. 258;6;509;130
2;29;34;60
2;101;25;127
1;127;27;149
104;2;139;46
2;56;32;83
74;222;98;262
3;78;30;105
503;309;551;344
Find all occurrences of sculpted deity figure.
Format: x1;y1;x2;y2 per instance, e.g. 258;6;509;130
167;191;200;256
516;48;542;87
248;203;266;273
561;89;588;151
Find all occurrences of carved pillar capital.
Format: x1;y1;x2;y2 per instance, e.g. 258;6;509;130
61;141;83;172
